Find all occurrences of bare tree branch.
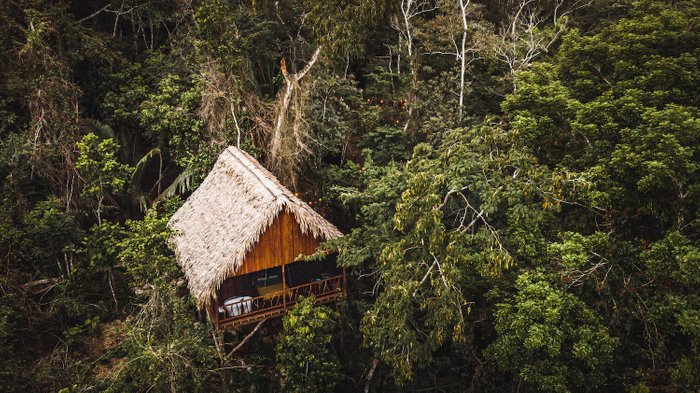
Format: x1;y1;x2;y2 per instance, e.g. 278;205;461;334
269;46;322;186
228;319;267;357
76;3;111;24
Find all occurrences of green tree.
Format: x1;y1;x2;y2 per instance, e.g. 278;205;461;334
76;133;133;223
501;2;700;388
488;272;617;393
106;282;218;393
276;296;341;393
23;197;83;277
355;122;567;384
119;202;180;287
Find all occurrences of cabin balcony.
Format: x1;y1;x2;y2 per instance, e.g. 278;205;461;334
212;257;346;329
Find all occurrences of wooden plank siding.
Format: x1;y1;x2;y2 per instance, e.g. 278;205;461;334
232;211;322;276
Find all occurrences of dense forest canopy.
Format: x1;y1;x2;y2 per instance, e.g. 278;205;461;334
0;0;698;391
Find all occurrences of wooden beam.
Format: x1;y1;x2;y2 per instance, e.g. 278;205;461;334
213;296;220;327
227;319;266;357
282;261;287;311
342;267;347;296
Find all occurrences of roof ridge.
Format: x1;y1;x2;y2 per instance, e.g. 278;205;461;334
225;147;284;200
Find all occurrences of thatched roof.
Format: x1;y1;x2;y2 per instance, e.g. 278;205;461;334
169;146;342;307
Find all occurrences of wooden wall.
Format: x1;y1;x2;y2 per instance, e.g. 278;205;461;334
232;211;322;276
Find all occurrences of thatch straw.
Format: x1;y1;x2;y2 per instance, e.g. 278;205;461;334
169;146;342;308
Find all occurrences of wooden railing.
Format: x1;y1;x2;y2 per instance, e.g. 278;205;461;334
217;275;344;328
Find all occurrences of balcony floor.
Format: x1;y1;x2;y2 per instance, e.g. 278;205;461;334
215;274;345;330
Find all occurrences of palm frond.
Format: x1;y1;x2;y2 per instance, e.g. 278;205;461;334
130;147;161;183
153;170;193;205
79;118;116;140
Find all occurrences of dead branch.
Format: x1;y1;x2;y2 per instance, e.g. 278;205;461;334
364;358;380;393
495;0;592;90
76;4;112;24
273;46;321;135
269;46;322;187
20;277;63;295
227;319;266;357
199;61;243;147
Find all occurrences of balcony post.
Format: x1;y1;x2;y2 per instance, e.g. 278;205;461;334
282;262;287;311
342;267;347;296
212;296;220;327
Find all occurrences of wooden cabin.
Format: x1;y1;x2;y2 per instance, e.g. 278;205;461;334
169;146;344;329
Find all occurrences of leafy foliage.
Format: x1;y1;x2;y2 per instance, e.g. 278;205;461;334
106;283;218;393
276;296;341;393
489;272;617;393
119;203;180;287
76;133;133;220
0;0;698;392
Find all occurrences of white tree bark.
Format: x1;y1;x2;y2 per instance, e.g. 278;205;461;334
268;46;322;186
271;46;322;158
393;0;435;132
458;0;471;120
495;0;592;91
